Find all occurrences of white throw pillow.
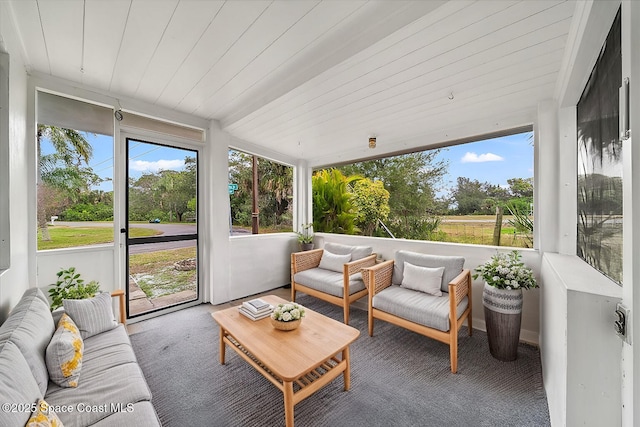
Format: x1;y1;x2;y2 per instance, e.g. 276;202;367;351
400;262;445;296
63;292;117;339
318;250;352;273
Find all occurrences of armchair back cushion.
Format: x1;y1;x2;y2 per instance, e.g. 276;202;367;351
392;250;465;293
324;242;373;261
318;251;352;272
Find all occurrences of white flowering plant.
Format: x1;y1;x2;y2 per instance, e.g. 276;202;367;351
271;302;306;322
473;250;538;290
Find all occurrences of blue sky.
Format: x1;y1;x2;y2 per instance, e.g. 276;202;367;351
41;135;193;192
434;131;534;198
42;130;533;196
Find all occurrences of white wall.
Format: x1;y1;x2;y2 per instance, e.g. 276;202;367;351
622;2;640;425
36;246;116;294
227;234;298;301
0;2;32;321
540;2;625;425
541;253;622;426
539;255;568;426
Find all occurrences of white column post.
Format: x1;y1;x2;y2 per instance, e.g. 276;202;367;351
557;106;577;256
295;159;312;231
206;120;231;304
535;99;560;254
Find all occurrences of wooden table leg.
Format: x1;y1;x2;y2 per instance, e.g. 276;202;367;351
283;380;294;427
219;327;226;365
343;346;351;391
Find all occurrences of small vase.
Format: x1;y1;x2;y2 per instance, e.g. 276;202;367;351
270;317;301;331
301;243;314;251
483;283;523;362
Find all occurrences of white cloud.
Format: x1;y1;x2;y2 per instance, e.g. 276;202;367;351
130;159;184;172
461;152;504;163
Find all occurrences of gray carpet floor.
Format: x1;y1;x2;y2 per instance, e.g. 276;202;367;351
129;294;550;427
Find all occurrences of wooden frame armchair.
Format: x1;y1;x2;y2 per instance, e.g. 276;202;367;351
362;251;472;373
291;243;376;324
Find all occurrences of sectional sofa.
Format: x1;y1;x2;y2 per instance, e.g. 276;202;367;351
0;287;159;426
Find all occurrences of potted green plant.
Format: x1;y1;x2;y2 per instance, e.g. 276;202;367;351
48;267;101;311
473;251;538;361
296;223;315;251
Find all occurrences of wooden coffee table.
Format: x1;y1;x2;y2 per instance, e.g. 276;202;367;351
211;295;360;427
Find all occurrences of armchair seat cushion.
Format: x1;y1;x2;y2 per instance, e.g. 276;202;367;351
373;285;469;332
294;268;366;298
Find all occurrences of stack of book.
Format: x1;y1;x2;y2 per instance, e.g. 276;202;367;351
239;298;273;320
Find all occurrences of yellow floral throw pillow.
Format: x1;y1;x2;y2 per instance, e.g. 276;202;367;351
45;313;84;388
26;399;64;427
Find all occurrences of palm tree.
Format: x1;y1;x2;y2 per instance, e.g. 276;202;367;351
37;125;92;241
312;169;360;234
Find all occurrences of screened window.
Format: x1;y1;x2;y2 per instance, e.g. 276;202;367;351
315;130;534;248
228;149;293;235
37;92;114;250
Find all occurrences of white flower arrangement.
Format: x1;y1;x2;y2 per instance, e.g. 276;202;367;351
271;302;306;322
473;250;538;290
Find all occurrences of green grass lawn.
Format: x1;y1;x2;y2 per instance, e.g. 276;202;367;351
38;217;531;300
37;226;161;250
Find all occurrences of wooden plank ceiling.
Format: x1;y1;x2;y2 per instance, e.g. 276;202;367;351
8;0;576;164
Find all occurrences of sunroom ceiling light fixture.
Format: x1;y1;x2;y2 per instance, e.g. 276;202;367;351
369;137;376;149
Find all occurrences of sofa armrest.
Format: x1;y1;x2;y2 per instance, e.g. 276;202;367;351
448;269;472;307
362;259;394;296
111;289;126;324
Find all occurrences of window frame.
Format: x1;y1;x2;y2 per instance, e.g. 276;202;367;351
228;147;295;236
313;126;535;248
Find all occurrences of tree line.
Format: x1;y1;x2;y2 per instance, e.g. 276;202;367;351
37;126;535;243
37;126;199;243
